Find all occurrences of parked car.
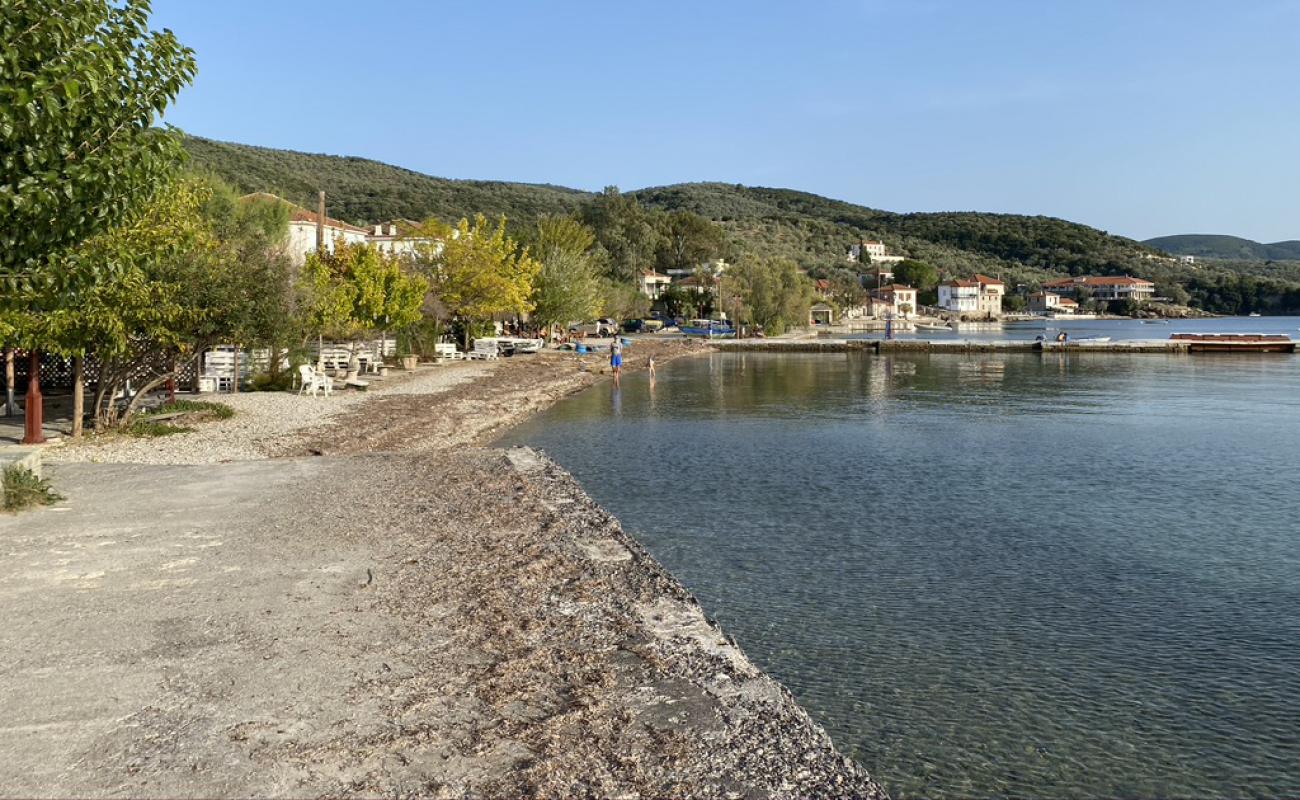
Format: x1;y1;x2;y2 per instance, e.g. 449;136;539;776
622;318;664;333
569;318;618;336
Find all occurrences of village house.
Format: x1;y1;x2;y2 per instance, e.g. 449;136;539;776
937;279;981;314
848;240;906;267
638;270;672;299
974;274;1005;315
1027;291;1080;315
809;303;835;325
241;193;436;265
1042;275;1156;303
937;274;1005;316
870;284;918;318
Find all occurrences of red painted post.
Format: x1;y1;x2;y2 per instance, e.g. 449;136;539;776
22;350;46;445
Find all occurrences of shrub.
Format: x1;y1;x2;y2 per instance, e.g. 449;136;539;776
2;465;63;512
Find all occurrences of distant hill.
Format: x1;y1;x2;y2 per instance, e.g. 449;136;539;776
183;137;1161;279
182;136;588;226
181;136;1300;314
1144;234;1300;261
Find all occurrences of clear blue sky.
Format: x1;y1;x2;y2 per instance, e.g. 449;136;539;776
153;0;1300;242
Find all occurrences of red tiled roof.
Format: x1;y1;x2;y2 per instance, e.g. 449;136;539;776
1044;275;1154;288
641;270;670;279
815;279;831;290
974;273;1004;286
1058;298;1079;306
942;280;981;288
876;284;915;292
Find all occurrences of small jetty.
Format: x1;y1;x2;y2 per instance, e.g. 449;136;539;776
711;336;1297;355
1169;333;1296;353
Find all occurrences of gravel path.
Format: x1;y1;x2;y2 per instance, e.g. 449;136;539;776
48;361;496;465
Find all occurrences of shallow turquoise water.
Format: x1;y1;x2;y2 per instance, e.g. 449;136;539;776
501;351;1300;798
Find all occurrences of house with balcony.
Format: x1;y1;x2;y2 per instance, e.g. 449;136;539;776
938;280;981;314
1042;275;1156;303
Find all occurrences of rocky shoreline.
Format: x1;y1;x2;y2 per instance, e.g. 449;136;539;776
7;340;887;798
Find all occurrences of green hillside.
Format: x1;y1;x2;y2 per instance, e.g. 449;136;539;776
182;136;587;225
183;137;1300;313
1145;234;1300;262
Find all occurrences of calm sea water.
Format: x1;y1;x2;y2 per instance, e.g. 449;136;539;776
846;314;1300;343
501;346;1300;799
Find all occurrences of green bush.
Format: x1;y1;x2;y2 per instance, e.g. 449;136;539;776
127;420;193;437
2;465;63;512
249;372;294;392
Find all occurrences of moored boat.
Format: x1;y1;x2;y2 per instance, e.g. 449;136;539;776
680;318;736;338
1170;333;1296;352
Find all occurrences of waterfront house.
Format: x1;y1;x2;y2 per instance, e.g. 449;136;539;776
1042;275;1156;303
938;279;981;314
848;240;906;267
870;284;918;318
1027;291;1080;315
639;270;672;300
974;274;1005;316
938;275;1004;316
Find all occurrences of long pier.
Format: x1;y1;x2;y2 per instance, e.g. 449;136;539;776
710;338;1192;354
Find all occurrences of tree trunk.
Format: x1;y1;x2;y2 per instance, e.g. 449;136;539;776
3;348;14;417
119;372;175;426
71;356;85;439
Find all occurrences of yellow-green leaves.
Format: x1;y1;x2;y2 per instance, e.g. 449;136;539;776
423;215;541;325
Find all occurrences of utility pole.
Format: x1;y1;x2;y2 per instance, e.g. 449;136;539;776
22;351;45;444
316;190;326;253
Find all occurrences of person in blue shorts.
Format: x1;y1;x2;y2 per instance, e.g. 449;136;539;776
610;337;623;384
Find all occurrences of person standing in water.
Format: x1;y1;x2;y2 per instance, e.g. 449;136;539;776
610;337;623;385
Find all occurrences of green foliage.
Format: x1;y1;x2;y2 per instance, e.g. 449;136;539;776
576;187;662;284
183;137;585;225
1145;234;1300;262
127;420;192;437
2;465;63;512
180;140;1300;315
248;371;295;392
656;209;726;273
416;215;540;344
893;260;940;292
530;217;604;329
1;0;197;303
729;258;815;336
301;241;428;341
600;280;651;321
143;399;235;419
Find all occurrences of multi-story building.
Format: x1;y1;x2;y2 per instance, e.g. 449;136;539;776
639;270;673;299
241;193;436;265
1042;275;1156;303
870;284;918;318
937;280;981;313
974;274;1005;316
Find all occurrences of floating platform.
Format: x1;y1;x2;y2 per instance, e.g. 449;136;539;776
1169;333;1297;353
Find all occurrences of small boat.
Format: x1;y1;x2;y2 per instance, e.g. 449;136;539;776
915;323;951;331
1171;333;1295;352
1249;312;1262;317
1073;336;1111;344
1141;320;1168;325
680;318;736;338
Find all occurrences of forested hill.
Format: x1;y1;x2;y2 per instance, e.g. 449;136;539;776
181;136;588;224
183;137;1158;277
1144;234;1300;262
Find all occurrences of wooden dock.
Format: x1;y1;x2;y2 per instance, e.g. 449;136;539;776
710;338;1195;354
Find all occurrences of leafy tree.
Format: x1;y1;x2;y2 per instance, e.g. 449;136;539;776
300;241;427;350
1;0;197;303
416;215;540;347
893;259;940;293
730;258;814;336
576;187;660;284
530;217;603;334
656;209;725;273
600;281;651;321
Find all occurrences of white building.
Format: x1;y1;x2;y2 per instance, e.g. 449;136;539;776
848;240;906;266
1027;291;1063;315
974;274;1005;316
938;280;981;314
1042;275;1156;303
242;193;437;265
1179;255;1195;265
938;274;1005;316
639;270;672;299
870;284;919;318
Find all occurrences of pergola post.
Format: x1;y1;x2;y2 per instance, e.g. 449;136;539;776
22;350;46;445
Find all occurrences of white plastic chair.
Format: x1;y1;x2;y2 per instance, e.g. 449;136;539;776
298;364;333;397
